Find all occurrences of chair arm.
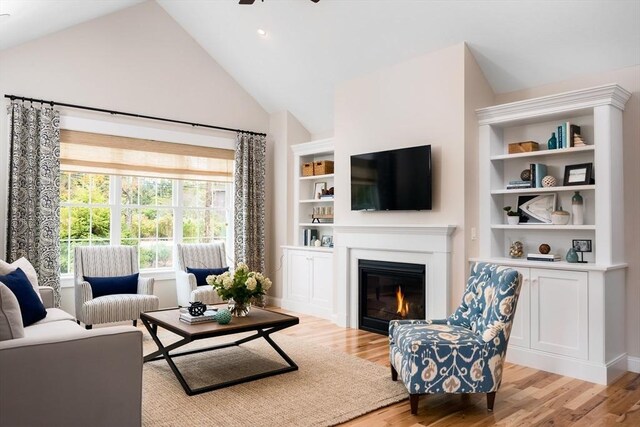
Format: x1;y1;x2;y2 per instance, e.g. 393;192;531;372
0;326;142;427
175;270;197;306
137;276;155;295
39;286;55;309
75;281;93;319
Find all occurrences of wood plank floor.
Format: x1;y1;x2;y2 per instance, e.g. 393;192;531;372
274;308;640;426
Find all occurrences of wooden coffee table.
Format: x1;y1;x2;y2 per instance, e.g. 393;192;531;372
141;306;299;395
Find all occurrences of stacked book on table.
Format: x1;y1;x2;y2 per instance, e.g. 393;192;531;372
179;309;218;324
527;253;561;262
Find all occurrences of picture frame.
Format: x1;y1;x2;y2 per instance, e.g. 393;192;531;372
572;239;592;252
321;235;333;247
313;182;327;200
563;163;593;186
517;193;557;224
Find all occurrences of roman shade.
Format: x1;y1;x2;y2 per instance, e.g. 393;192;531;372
60;129;234;182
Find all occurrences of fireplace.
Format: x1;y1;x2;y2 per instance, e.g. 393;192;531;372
358;259;425;335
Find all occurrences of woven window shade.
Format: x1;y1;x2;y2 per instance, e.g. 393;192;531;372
60;130;234;182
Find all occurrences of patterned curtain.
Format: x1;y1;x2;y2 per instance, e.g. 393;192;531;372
233;132;266;272
7;102;61;306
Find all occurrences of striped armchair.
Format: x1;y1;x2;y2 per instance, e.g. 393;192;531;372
176;242;227;307
389;262;522;415
74;246;159;329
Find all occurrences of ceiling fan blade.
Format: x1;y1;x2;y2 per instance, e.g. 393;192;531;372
239;0;255;4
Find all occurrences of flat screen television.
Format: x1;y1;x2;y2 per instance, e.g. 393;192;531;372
351;145;432;211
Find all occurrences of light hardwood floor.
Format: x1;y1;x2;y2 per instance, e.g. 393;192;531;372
274;308;640;426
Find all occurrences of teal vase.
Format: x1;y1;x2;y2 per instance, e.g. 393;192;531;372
566;248;579;263
548;132;557;150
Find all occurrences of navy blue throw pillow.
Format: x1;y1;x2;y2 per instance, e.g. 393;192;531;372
186;267;229;286
83;273;139;298
0;268;47;326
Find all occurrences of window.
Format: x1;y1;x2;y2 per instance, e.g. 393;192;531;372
59;172;232;274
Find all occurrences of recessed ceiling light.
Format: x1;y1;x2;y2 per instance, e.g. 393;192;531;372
257;28;267;37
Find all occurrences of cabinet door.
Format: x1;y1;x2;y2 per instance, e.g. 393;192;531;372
508;267;530;348
530;268;588;359
287;251;311;303
310;252;333;309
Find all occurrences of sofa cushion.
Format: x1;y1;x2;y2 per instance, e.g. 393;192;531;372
22;317;84;340
0;268;47;327
0;283;24;341
186;267;229;286
83;273;139;298
32;308;76;325
0;257;41;301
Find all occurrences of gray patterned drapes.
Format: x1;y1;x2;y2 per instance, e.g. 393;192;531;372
7;102;61;306
233;132;266;273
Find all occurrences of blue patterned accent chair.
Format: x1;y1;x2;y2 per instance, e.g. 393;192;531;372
389;262;522;415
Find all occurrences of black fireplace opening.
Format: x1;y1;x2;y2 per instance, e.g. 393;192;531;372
358;259;426;335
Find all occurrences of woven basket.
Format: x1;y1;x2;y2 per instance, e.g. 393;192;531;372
314;160;334;175
302;162;314;176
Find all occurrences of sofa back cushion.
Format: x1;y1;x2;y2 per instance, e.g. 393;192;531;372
0;283;24;341
0;268;47;327
83;273;139;298
186;267;229;286
0;257;41;301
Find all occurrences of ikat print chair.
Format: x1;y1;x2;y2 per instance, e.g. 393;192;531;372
389;262;522;415
175;242;228;307
74;246;159;329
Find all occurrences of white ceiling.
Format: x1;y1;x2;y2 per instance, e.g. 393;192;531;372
1;1;639;135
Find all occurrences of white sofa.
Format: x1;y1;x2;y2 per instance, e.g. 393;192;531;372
0;286;143;427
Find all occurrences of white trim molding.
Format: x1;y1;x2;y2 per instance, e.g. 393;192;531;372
333;224;456;328
628;356;640;373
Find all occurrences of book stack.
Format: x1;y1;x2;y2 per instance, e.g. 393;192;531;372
557;122;581;149
179;309;218;325
507;180;532;190
527;253;561;262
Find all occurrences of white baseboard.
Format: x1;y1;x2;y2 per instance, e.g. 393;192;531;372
280;299;332;320
268;296;283;308
628;356;640;373
507;346;627;385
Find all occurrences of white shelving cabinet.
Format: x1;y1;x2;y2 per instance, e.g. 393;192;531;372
474;84;631;385
281;139;335;320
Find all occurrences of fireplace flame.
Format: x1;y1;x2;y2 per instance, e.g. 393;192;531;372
396;286;410;318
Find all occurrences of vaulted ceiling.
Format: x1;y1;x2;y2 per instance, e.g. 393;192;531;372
1;0;638;135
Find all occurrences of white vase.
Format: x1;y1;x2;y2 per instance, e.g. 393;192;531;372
507;216;520;225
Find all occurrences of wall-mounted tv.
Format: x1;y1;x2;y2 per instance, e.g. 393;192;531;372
351;145;432;211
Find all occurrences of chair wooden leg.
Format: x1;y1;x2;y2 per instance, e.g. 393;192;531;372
85;325;92;330
487;391;496;411
76;320;80;325
133;319;137;327
410;394;420;415
391;364;398;381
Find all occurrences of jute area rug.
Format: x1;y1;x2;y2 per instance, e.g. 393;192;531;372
142;329;407;427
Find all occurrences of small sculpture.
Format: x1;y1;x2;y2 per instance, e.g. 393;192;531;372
520;169;531;181
538;244;551;254
215;308;232;325
188;301;206;317
541;175;557;187
573;134;586;147
509;241;524;258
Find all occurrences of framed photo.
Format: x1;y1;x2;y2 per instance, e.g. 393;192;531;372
313;182;327;200
563;163;593;186
517;194;557;224
321;235;333;247
572;239;592;252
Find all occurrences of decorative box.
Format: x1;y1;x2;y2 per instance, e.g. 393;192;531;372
314;160;334;175
508;141;539;154
302;162;314;176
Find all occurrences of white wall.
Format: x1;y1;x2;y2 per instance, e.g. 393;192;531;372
333;43;494;311
0;1;270;313
494;65;640;362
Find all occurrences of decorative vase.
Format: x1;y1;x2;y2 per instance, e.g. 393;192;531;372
548;132;557;150
551;207;571;225
572;191;584;225
227;298;251;317
566;248;579;263
507;216;520;225
509;241;524;258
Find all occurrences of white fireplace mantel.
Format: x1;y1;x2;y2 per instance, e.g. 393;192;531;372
333;224;456;328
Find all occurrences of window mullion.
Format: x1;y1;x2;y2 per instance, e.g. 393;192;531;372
111;175;122;245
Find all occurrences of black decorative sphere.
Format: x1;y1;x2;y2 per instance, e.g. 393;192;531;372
520;169;531;181
188;301;206;316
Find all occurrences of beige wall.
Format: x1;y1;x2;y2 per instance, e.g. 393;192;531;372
495;65;640;360
0;1;270;312
268;111;311;301
334;43;493;310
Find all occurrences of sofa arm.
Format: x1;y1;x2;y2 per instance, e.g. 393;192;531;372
175;270;197;307
38;286;55;309
0;326;142;427
137;276;155;295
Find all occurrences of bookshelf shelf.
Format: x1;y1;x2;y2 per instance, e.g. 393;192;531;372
490;145;594;161
491;224;596;230
491;185;595;195
300;173;334;181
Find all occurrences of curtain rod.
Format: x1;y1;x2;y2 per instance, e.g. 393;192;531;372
4;94;267;137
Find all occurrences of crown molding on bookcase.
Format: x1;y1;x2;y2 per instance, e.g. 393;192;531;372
477;84;632;126
291;138;334;156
